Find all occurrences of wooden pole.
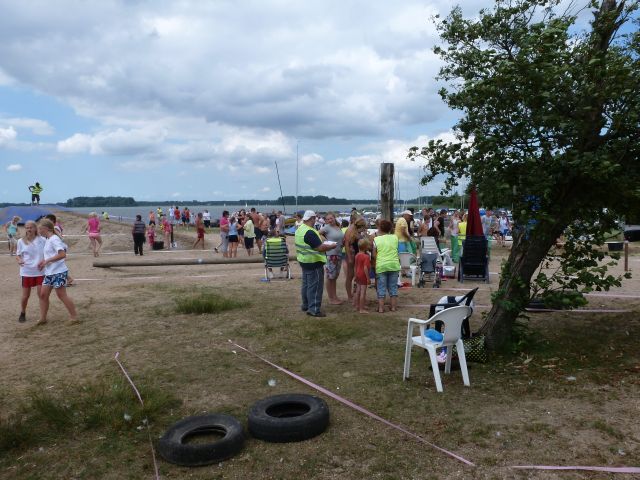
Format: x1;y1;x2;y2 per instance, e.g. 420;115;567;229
93;255;298;268
624;240;629;272
380;163;394;221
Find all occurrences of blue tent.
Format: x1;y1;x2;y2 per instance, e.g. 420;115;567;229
0;205;69;225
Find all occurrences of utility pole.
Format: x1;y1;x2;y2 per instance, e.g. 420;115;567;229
295;141;299;210
380;163;394;221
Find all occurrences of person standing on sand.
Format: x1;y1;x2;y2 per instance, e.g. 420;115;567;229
353;238;371;314
147;223;156;248
132;214;146;255
84;212;103;257
242;214;256;256
295;210;334;318
173;206;180;226
319;212;344;305
228;215;240;257
249;208;263;252
37;219;77;325
372;219;400;313
203;210;211;229
4;216;20;256
219;210;230;257
162;215;172;249
15;220;45;323
343;217;368;303
44;214;74;286
193;212;206;250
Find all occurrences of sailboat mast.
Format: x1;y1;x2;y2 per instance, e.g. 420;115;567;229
274;161;286;214
295;142;299;210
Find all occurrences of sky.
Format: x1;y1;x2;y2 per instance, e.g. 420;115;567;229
0;0;594;203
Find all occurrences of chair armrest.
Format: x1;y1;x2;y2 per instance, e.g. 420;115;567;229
407;318;429;326
407;318;430;339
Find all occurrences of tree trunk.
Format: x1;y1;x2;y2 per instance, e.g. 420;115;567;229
479;221;565;350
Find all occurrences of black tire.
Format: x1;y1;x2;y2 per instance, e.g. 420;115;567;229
156;414;244;467
248;394;330;443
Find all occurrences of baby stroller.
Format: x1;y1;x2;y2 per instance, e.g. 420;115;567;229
417;251;440;287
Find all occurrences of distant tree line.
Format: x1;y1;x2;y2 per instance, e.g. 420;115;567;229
53;193;488;209
63;196;137;207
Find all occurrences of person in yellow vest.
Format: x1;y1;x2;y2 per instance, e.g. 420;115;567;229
458;213;468;258
28;182;43;205
295;210;335;317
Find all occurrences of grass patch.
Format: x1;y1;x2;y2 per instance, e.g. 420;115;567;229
175;292;244;315
0;376;181;454
591;420;624;440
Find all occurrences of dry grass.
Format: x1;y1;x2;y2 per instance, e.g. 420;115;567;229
0;212;638;479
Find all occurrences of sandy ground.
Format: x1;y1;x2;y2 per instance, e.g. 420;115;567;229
1;211;639;479
1;210;638;391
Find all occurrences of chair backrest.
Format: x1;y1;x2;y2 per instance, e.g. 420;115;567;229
265;237;288;267
461;236;487;264
420;251;438;273
429;305;473;344
420;236;440;253
460;287;479;306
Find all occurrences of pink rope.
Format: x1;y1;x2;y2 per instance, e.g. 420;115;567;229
512;466;640;474
229;341;640;475
229;340;475;467
114;352;161;480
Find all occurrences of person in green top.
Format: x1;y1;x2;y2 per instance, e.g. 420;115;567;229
295;210;334;318
243;216;256;256
372;219;401;313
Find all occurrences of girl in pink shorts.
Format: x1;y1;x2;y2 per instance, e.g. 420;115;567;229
85;212;103;257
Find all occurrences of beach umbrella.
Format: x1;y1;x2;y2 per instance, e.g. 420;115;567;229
466;186;484;236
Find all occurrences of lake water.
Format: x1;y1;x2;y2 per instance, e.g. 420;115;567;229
69;204;379;223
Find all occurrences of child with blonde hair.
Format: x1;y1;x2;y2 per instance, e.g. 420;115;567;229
37;219;77;325
353;238;371;314
15;220;45;322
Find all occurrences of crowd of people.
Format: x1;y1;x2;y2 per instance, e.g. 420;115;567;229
4;203;511;325
294;207;512;317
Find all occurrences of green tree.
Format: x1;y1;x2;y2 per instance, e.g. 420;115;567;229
409;0;639;349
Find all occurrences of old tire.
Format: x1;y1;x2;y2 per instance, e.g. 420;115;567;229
156;414;244;466
248;393;330;443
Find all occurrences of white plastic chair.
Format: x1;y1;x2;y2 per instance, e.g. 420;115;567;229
403;305;471;392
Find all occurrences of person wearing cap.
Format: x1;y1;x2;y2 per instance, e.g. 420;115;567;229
295;210;334;317
395;210;415;254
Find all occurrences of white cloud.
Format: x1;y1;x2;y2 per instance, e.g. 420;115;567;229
0;0;511;201
0;1;469;140
300;153;323;167
6;163;22;171
57;127;166;156
0;67;13;86
1;117;54;135
0;126;17;146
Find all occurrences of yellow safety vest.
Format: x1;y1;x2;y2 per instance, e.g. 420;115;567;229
458;222;467;246
31;185;43;194
295;224;326;264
